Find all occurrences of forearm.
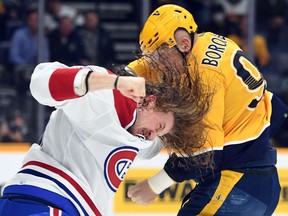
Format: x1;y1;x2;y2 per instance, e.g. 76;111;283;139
87;71;118;92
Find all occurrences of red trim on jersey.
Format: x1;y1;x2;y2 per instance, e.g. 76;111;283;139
49;68;81;101
113;91;137;128
52;208;60;216
106;70;137;128
22;161;102;216
107;149;138;189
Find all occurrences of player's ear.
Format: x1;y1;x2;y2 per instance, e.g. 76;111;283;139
146;95;157;107
175;29;191;52
178;37;191;52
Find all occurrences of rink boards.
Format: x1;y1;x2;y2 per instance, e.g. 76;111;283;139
0;144;287;215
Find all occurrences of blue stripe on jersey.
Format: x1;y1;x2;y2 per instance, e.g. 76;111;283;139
164;126;276;183
220;127;276;169
18;169;88;216
3;185;79;215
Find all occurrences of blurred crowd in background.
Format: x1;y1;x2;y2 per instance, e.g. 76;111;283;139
0;0;287;147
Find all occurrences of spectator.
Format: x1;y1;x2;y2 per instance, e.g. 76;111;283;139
201;3;228;36
8;9;49;94
48;15;87;66
0;1;23;42
45;0;84;33
0;111;28;143
256;0;288;45
217;0;248;16
77;10;115;68
215;0;270;68
185;0;214;29
9;9;50;65
0;117;7;142
0;1;23;83
227;15;270;68
215;0;248;35
151;0;188;11
151;0;213;28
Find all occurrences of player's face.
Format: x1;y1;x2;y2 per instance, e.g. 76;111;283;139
129;108;174;141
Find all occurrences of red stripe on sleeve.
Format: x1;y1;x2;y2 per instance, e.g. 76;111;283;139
49;68;81;101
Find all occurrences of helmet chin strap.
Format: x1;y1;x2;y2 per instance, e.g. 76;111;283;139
190;32;195;52
173;46;189;68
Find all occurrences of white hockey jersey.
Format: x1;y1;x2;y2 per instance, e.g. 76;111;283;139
3;62;163;216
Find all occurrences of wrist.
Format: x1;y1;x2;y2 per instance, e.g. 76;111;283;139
148;169;175;194
114;75;120;90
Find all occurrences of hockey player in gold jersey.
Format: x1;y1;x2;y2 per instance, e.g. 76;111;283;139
127;4;288;216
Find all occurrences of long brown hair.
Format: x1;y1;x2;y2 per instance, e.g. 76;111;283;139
115;44;214;168
149;44;214;167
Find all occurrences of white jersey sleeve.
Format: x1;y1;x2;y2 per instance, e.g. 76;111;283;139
30;61;70;107
30;61;113;123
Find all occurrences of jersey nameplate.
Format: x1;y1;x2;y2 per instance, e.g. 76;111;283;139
202;34;227;67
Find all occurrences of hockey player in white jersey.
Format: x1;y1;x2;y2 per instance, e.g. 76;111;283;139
0;48;212;216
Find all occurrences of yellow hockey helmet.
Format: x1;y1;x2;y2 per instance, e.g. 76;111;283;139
139;4;198;54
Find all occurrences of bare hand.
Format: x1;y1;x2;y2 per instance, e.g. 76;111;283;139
127;179;158;206
117;76;146;103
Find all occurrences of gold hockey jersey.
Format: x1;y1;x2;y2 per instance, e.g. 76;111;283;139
127;32;288;180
